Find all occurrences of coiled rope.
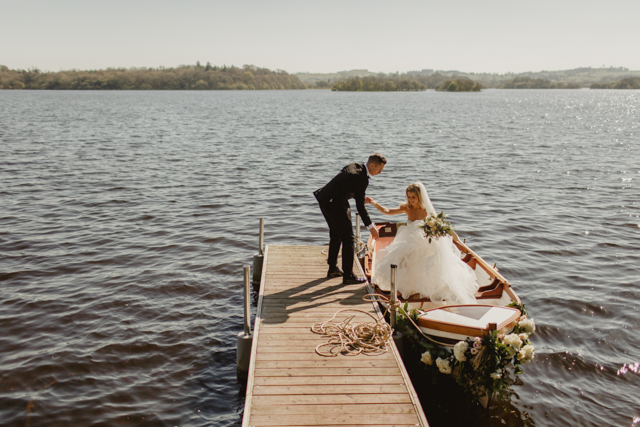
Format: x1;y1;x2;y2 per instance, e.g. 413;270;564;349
311;291;445;357
311;309;392;357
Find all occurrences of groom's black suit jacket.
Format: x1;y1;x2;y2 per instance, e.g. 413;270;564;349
313;162;372;227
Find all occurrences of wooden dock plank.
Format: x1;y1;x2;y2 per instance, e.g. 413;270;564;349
252;384;409;395
249;403;416;415
255;359;399;368
248;414;420;426
254;368;403;377
242;245;428;427
250;394;413;405
253;375;405;386
255;353;396;361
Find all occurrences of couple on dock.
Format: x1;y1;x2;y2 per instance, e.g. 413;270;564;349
314;153;478;305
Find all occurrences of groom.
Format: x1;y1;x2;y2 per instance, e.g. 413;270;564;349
314;153;386;284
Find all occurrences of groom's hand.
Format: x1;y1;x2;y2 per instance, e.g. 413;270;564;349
369;227;379;240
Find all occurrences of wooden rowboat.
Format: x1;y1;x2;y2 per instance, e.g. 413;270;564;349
364;221;522;346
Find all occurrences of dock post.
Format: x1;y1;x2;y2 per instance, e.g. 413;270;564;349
252;218;264;285
390;264;397;330
389;264;404;356
237;265;253;378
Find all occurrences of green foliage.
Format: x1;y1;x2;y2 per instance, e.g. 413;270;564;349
435;78;482;92
498;76;580;89
0;64;308;90
332;76;426;92
591;77;640;89
396;305;536;406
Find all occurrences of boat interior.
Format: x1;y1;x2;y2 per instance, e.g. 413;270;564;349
365;222;519;311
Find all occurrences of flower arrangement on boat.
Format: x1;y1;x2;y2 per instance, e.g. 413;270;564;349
420;211;453;243
398;302;536;405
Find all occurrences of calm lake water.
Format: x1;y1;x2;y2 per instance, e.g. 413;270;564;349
1;89;639;427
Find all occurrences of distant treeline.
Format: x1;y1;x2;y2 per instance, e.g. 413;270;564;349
331;76;426;91
590;77;640;89
498;77;580;89
0;63;307;90
435;78;482;92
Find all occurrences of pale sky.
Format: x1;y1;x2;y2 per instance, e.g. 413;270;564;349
2;0;639;74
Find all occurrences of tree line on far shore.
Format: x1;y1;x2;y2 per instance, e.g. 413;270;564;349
497;77;580;89
0;63;307;90
590;77;640;89
2;63;640;91
331;76;426;91
435;78;482;92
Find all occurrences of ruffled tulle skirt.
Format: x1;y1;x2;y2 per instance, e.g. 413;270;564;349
372;221;479;304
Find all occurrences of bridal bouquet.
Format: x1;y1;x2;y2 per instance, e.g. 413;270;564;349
420;211;453;242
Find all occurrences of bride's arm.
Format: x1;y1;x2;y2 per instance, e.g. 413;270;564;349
366;197;406;215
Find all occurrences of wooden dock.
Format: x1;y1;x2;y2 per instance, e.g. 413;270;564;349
242;245;429;427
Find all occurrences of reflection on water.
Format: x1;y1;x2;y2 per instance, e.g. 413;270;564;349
0;89;639;426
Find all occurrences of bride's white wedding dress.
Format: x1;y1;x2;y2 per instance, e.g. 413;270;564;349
371;183;479;305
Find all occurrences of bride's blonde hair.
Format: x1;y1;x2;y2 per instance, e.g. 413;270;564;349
405;183;425;209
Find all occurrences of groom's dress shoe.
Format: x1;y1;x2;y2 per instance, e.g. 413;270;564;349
327;266;344;278
342;274;366;285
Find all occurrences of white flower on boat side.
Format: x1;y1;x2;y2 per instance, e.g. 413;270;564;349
503;333;523;352
518;344;535;364
453;341;469;362
421;350;433;366
519;333;529;341
436;357;452;374
518;317;536;334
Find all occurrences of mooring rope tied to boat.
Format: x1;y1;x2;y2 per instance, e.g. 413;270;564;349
311;309;392;357
363;293;455;346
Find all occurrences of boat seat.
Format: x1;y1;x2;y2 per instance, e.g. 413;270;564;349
462;254;477;270
378;223;400;237
373;282;504;302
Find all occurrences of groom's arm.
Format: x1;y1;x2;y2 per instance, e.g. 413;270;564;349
355;188;380;240
354;192;372;227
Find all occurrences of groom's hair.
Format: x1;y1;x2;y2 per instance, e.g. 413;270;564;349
368;153;387;165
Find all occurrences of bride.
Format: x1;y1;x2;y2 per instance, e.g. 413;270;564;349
366;182;479;305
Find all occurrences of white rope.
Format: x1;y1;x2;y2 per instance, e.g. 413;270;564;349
311;309;392;357
363;293;451;346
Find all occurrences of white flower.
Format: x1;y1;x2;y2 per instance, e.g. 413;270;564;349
471;347;478;355
420;351;433;366
503;333;523;350
490;370;502;380
436;357;452;374
453;341;468;362
518;344;535;364
518;318;536;334
519;333;529;341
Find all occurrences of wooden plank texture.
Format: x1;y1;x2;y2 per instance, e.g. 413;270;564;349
242;245;428;427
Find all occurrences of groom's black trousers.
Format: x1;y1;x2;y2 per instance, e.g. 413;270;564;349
318;198;355;276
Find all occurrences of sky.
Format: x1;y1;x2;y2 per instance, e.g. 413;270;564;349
2;0;639;75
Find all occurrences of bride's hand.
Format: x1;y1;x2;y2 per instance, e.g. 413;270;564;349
365;196;374;204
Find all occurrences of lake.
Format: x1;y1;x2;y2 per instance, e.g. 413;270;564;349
0;89;638;426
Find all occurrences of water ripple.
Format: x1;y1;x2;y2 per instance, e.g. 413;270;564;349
1;89;639;426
